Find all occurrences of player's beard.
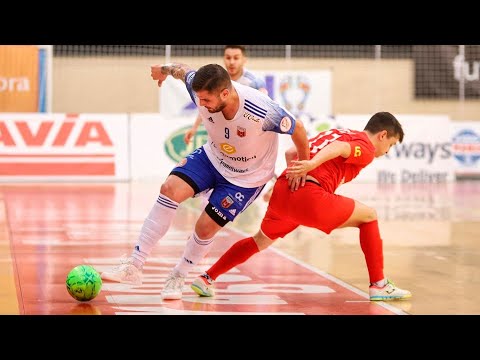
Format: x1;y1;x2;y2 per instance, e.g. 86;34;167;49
207;100;227;113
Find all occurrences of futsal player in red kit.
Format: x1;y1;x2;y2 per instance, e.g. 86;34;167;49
191;111;412;301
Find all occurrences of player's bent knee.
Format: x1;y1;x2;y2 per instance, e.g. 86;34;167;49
353;201;378;223
160;176;195;201
362;207;378;223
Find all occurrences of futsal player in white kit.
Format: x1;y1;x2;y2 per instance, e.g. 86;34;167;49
101;62;310;300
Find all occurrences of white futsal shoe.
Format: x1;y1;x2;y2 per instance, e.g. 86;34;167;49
101;256;142;286
369;279;411;301
161;270;186;300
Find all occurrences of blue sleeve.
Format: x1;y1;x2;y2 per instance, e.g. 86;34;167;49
185;70;197;105
262;99;296;135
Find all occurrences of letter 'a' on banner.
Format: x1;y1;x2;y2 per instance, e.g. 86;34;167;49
0;45;51;113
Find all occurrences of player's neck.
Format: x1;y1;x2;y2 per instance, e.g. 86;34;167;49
222;87;240;120
364;130;377;147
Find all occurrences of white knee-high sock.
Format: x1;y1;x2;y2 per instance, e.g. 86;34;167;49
173;231;215;277
130;194;178;268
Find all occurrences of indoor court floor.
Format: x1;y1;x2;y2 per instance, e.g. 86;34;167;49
0;180;479;315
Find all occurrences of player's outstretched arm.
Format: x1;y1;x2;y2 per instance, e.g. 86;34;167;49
287;141;351;177
150;63;194;87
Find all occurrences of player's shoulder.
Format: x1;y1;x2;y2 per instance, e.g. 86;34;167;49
243;68;261;81
341;128;366;139
236;81;270;102
344;129;375;152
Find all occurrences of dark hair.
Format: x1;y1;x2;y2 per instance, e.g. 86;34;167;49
224;45;246;55
192;64;232;93
364;111;404;143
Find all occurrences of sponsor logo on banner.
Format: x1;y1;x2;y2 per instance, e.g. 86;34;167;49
452;123;480;178
279;74;311;114
164;125;208;163
0;113;129;179
452;129;480;166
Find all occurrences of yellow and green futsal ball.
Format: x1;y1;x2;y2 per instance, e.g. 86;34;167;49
66;265;102;302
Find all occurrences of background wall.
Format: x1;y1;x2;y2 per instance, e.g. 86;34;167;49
52;56;480;121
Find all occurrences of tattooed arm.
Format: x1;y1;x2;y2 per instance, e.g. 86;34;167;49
150;63;194;87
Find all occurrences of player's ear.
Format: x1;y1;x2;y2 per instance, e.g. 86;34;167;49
220;88;229;99
379;130;388;141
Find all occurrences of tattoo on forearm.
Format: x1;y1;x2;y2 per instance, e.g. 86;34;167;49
161;63;192;83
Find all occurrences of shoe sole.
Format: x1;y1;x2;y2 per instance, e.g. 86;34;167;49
370;294;412;301
191;282;214;297
161;293;182;300
101;273;142;286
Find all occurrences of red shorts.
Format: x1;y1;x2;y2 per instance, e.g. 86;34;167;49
260;177;355;239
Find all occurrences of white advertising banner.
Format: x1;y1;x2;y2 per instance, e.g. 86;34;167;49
159;69;332;120
451;121;480;179
335;114;454;183
0;113;130;181
129;113;202;180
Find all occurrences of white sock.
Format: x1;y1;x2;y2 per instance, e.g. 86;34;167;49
173;231;215;277
130;194;178;268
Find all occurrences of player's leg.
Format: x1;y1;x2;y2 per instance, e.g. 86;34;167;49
191;178;298;297
337;200;411;300
162;172;266;300
101;147;215;285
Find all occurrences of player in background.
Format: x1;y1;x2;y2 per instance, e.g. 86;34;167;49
191;111;412;301
101;62;310;300
184;45;268;145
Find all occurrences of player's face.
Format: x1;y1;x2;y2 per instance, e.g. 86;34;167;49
224;48;246;80
195;89;228;113
375;131;400;158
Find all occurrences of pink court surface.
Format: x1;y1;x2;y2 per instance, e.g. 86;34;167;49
0;180;479;315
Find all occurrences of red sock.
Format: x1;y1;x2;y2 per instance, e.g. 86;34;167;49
206;237;260;280
358;220;384;284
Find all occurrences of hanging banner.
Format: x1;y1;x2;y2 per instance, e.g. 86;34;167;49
414;45;480;98
159;69;332;120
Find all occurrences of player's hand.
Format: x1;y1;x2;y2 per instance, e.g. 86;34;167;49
184;129;196;145
150;65;168;87
286;174;307;192
286;160;313;177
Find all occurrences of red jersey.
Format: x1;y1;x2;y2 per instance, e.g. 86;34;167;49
282;128;375;193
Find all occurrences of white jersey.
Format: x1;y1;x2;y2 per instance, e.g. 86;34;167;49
235;68;266;90
185;72;297;188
